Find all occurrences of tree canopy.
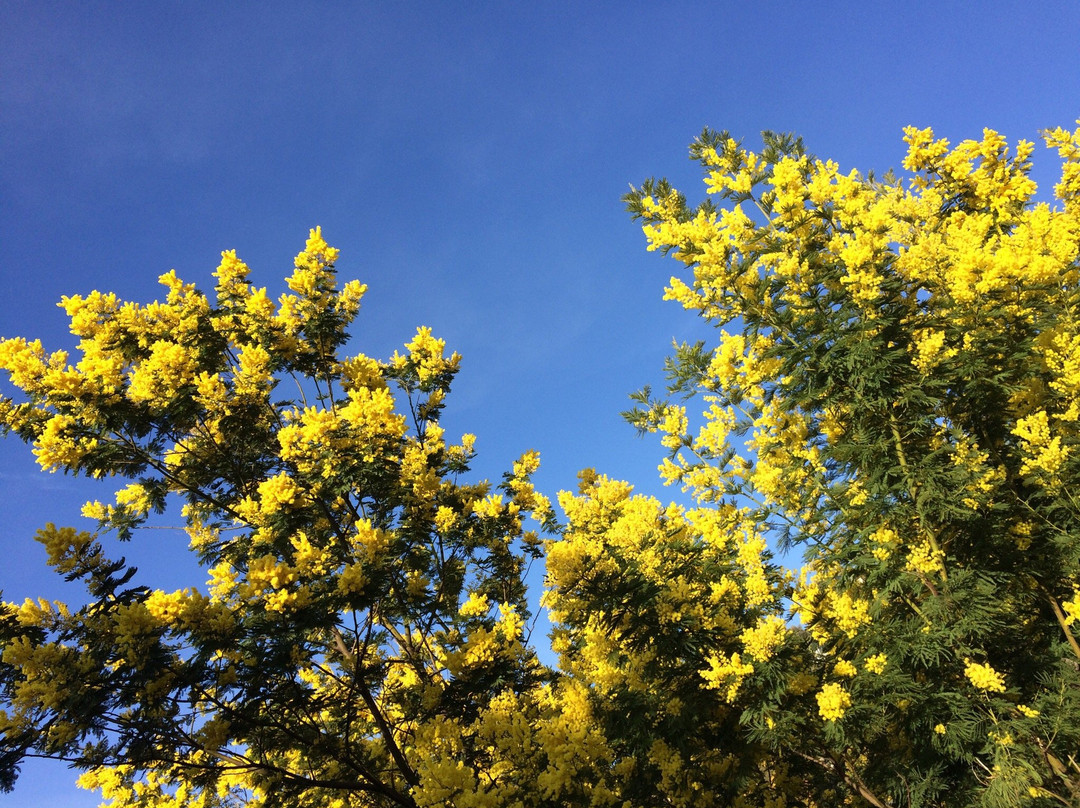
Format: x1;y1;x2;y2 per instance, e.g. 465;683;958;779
3;123;1080;807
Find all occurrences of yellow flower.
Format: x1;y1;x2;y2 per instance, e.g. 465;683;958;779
816;683;851;722
337;563;366;596
459;591;490;618
1062;589;1080;626
473;494;504;519
127;340;198;409
863;653;888;674
701;652;755;703
911;329;956;372
739;615;787;662
434;505;457;533
905;539;945;576
257;473;303;515
824;591;871;638
833;659;857;678
1013;410;1070;479
964;658;1006;693
404;326;460;385
658;404;689;451
144;589;193;625
512;449;541;477
34;413;99;471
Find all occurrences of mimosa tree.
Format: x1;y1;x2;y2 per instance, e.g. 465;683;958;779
0;229;563;807
4;121;1080;808
588;121;1080;806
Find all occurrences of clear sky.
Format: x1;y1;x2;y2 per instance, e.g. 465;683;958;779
2;2;1079;804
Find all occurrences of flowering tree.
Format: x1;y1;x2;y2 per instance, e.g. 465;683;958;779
5;122;1080;808
0;230;567;807
597;122;1080;806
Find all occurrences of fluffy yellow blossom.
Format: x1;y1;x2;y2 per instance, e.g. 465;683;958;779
341;353;386;390
404;326;461;385
473;494;504;519
257;473;303;515
739;615;787;662
459;591;490;618
127;340;198;409
847;480;869;506
245;554;297;593
964;659;1006;693
864;653;888;674
659;404;688;451
906;539;945;576
1013;410;1070;479
337;278;368;316
824;591;871;638
1063;589;1080;625
816;683;851;722
290;531;330;576
701;652;754;702
911;329;957;373
351;518;390;561
15;598;69;627
213;249;250;297
434;505;458;533
513;449;541;477
33;413;99;471
234;343;273;396
833;659;857;678
337;563;367;597
207;561;238;600
143;589;207;628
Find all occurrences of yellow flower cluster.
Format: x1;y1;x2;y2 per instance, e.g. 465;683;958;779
701;652;755;703
459;591;490;618
824;591;871;638
127;339;197;409
739;615;788;662
905;539;946;576
1063;590;1080;626
816;683;851;722
403;326;461;386
549;472;786;718
1042;121;1080;212
833;659;857;678
863;653;888;674
964;659;1007;693
32;413;100;471
13;598;70;628
1013;410;1070;480
257;473;303;515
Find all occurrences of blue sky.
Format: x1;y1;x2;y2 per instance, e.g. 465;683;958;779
2;2;1079;804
